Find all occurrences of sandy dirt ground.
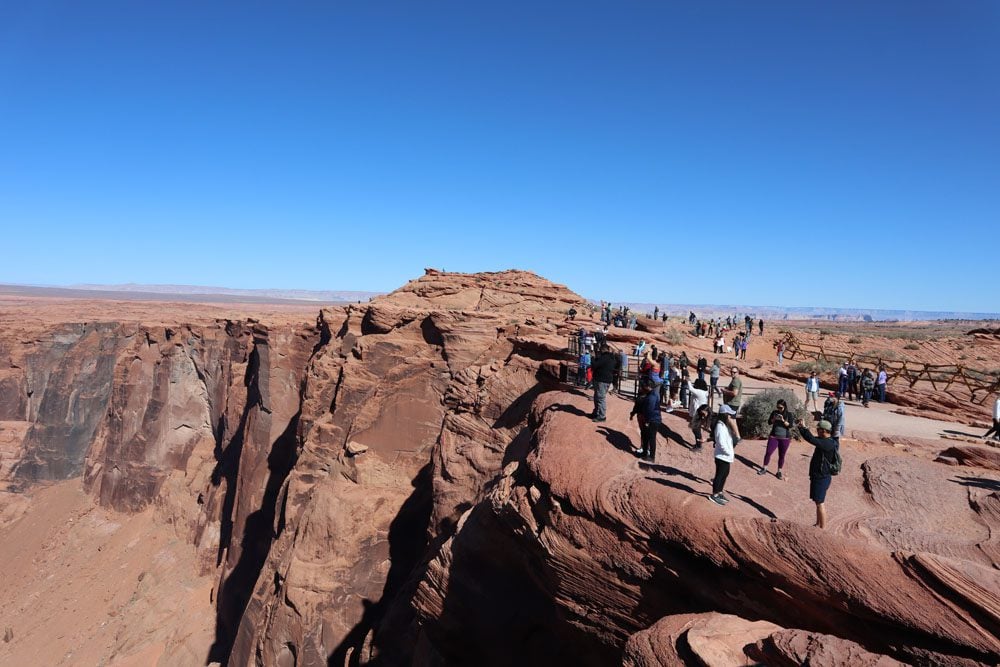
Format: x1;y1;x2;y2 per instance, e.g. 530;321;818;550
0;480;215;666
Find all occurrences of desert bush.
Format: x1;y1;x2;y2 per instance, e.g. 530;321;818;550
867;349;900;360
663;330;684;345
903;343;920;350
740;388;810;439
791;359;838;375
847;337;862;344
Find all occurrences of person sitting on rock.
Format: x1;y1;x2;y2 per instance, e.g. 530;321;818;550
795;418;839;529
710;406;737;505
629;379;661;462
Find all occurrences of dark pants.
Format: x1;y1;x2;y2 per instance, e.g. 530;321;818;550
877;384;886;403
838;376;848;396
763;437;791;468
640;422;657;460
713;459;730;495
862;387;871;405
593;381;610;419
985;419;1000;440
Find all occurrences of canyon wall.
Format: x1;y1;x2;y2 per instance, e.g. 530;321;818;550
2;270;998;666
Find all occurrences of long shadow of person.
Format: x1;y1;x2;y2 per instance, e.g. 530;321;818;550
639;462;708;485
596;426;637;454
547;403;591;418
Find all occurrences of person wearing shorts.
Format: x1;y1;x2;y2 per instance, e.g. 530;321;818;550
796;419;839;529
805;372;820;413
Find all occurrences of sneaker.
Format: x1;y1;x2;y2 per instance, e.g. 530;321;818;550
776;471;784;480
592;417;606;422
757;468;767;476
718;494;729;504
709;494;726;506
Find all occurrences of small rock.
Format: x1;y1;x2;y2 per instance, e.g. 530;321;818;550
346;441;368;456
3;626;12;642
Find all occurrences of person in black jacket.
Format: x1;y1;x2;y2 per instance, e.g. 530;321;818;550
630;379;662;461
795;418;839;529
590;344;617;422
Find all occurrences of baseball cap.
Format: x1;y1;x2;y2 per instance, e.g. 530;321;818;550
818;420;832;431
719;404;737;415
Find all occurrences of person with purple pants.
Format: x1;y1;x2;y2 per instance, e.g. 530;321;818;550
758;399;793;479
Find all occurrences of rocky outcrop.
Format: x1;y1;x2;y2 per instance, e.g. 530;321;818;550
412;390;1000;665
4;271;999;666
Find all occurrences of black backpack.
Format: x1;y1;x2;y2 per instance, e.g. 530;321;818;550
828;447;843;476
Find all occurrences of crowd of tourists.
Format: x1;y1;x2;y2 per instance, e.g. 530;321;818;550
574;315;843;530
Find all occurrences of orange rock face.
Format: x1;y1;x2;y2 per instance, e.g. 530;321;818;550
1;272;999;666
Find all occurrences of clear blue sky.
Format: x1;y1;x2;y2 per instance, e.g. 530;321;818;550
1;2;997;312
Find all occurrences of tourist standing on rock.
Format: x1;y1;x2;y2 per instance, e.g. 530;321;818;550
846;361;858;401
688;377;710;418
709;359;722;407
861;369;875;407
577;347;591;387
616;348;628;393
758;399;793;480
877;366;888;403
983;396;1000;441
837;363;849;397
776;340;785;365
722;367;743;444
653;306;659;320
714;333;725;355
822;392;845;442
758;318;764;335
630;379;661;462
710;406;737;505
805;371;820;413
795;418;839;529
733;333;742;359
691;403;711;450
739;335;748;361
590;344;616;422
697;355;707;382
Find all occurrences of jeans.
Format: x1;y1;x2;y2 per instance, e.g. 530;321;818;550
862;388;871;405
777;351;783;365
593;381;610;419
640;422;657;460
577;366;588;386
877;383;886;403
713;459;731;495
838;377;848;396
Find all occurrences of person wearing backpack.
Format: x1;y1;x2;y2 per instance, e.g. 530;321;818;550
795;418;840;529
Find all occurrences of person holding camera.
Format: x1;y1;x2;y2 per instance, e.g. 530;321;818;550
795;417;839;529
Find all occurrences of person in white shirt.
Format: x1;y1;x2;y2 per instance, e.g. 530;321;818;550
805;372;820;413
984;397;1000;441
709;406;736;505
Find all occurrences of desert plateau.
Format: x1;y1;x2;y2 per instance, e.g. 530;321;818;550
1;269;998;666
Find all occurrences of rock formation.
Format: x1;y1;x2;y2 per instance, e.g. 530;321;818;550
1;269;999;666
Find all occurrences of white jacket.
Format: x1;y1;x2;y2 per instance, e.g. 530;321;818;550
714;421;734;462
994;398;1000;420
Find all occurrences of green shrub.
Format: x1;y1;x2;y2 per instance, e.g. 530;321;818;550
740;388;810;439
847;337;862;344
791;359;838;375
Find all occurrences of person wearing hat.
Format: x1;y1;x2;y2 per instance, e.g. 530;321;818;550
709;406;737;505
629;378;661;462
795;417;839;529
822;391;845;442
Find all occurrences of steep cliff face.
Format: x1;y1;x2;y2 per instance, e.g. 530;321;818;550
5;271;998;667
